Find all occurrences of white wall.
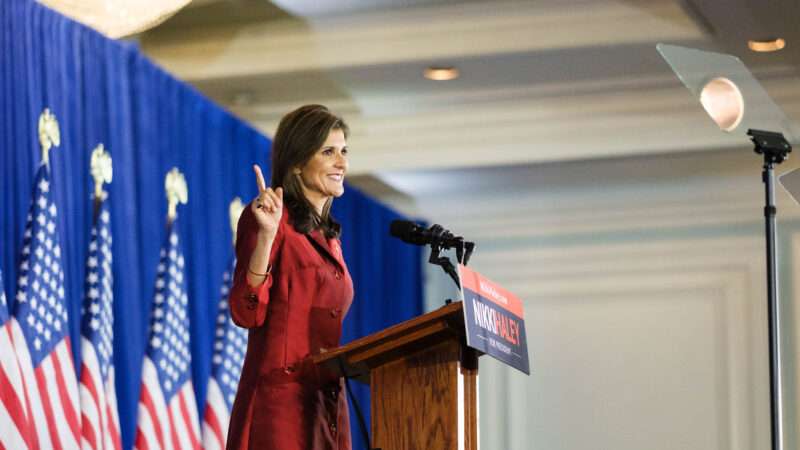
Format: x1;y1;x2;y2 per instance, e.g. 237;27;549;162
375;148;800;450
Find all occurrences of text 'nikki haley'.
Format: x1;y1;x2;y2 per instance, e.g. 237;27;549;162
470;298;521;347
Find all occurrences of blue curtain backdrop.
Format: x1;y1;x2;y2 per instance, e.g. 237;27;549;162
0;1;424;449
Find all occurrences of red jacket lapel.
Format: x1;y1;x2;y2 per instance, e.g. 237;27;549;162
306;229;345;271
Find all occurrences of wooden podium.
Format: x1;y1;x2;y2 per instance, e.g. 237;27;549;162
313;301;479;450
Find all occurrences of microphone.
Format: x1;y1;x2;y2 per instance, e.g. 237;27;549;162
390;220;432;245
389;220;455;247
389;220;475;264
390;220;476;286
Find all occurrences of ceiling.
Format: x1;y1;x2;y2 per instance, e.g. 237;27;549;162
139;0;800;209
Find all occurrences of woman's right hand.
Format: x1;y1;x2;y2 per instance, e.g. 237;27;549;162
251;164;283;240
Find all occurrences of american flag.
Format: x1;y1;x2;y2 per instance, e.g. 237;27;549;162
9;164;81;449
1;268;35;449
79;202;122;450
201;257;247;450
134;224;201;450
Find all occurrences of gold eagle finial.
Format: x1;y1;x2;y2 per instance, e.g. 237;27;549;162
38;109;61;166
165;167;188;223
90;143;113;201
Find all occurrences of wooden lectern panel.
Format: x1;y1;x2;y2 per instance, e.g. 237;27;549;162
313;303;479;450
371;340;478;450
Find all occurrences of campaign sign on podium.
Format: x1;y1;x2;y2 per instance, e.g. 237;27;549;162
459;264;530;374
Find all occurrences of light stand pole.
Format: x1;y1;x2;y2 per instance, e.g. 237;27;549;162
749;128;791;450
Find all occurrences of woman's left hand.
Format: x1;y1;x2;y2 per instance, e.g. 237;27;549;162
251;164;283;240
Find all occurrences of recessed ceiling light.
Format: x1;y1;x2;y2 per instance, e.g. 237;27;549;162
424;66;459;81
748;38;786;52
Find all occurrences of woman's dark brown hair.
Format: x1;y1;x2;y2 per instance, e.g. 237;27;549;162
271;104;349;238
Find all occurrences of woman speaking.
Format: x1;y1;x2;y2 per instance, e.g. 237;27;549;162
226;105;353;450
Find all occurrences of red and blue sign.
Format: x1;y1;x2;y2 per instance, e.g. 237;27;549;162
459;264;530;375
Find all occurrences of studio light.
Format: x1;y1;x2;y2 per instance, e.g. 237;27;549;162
699;77;744;132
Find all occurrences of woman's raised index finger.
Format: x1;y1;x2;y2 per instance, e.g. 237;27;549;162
253;164;267;193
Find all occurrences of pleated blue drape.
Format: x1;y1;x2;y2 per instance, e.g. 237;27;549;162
0;1;424;449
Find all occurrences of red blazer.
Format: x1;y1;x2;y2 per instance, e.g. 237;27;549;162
225;206;353;450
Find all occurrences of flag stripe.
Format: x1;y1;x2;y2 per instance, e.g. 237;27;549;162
60;342;81;417
105;401;122;450
149;383;174;450
16;347;40;450
0;366;30;450
51;343;81;444
202;379;228;450
145;359;175;449
79;360;100;450
34;365;65;450
105;369;122;450
1;325;27;407
12;319;54;449
202;402;224;450
137;384;165;450
134;428;151;450
0;371;28;435
0;326;30;448
178;388;200;449
0;412;27;450
168;401;184;450
80;340;112;450
181;385;201;441
206;379;230;441
134;403;159;450
80;416;97;450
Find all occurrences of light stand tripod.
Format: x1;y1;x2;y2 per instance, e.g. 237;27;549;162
749;128;791;450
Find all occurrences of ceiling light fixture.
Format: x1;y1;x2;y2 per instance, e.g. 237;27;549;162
424;66;459;81
748;38;786;52
38;0;190;38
